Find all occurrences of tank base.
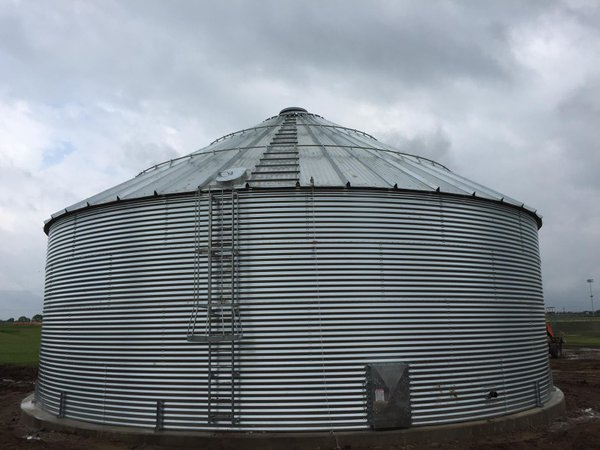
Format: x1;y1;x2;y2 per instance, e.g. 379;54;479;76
22;389;565;449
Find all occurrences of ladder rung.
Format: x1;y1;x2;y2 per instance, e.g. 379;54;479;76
196;247;237;255
209;373;234;380
209;372;240;380
248;177;299;182
259;160;298;164
209;412;234;422
266;150;298;153
208;307;238;314
209;308;237;314
262;152;297;155
209;315;235;321
209;304;238;310
255;164;299;168
210;248;236;254
252;170;300;175
187;334;240;343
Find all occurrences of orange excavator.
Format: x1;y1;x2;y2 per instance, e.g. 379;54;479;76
546;322;563;358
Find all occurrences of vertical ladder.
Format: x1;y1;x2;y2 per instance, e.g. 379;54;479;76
187;188;241;425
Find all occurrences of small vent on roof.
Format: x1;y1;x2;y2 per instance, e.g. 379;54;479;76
216;167;247;183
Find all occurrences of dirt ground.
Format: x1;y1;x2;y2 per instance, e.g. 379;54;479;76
2;351;599;450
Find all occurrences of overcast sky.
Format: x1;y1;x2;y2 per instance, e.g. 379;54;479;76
1;0;599;318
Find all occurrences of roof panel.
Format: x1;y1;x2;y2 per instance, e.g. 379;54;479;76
46;108;542;229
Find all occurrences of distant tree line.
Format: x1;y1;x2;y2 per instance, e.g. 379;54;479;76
546;310;599;316
1;314;43;323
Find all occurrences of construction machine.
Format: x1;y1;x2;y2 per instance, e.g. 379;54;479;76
546;322;563;358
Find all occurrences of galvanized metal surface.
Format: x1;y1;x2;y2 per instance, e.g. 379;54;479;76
46;108;540;230
38;189;551;432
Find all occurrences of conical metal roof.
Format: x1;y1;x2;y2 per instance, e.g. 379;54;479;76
47;107;541;228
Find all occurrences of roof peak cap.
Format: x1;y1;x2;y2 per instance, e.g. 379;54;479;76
279;106;308;115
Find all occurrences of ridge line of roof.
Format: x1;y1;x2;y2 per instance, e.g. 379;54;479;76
135;144;450;177
209;122;378;146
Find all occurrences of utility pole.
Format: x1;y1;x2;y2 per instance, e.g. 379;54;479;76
587;279;595;315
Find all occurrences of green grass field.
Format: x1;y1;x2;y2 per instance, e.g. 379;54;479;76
0;324;41;366
548;315;600;348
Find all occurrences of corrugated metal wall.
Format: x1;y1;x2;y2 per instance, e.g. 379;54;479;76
37;188;551;431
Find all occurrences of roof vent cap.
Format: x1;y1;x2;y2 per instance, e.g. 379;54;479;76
279;106;308;115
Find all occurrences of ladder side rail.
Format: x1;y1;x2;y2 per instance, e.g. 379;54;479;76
207;190;214;335
218;189;226;334
230;189;238;418
234;191;242;338
207;190;214;419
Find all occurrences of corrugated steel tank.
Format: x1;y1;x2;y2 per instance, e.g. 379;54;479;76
37;107;551;432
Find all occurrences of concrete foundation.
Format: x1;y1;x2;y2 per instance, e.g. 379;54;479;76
22;389;565;449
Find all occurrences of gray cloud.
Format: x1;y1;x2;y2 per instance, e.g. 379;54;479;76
381;127;455;168
556;79;600;188
0;0;599;317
